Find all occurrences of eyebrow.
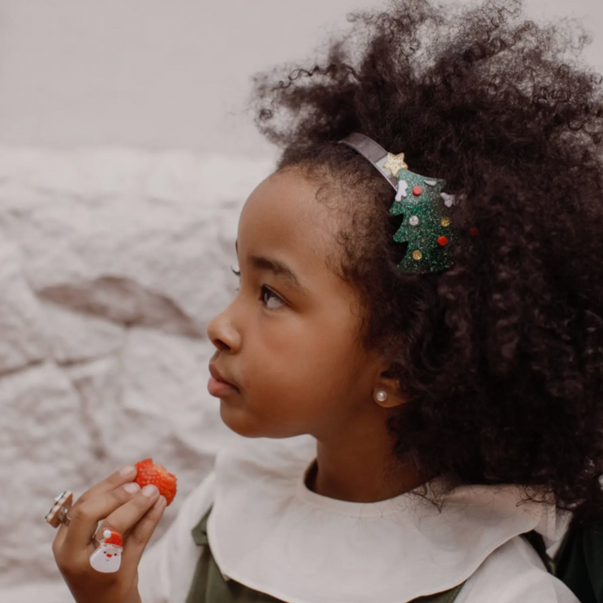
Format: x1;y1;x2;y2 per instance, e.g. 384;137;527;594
249;255;307;293
236;241;306;294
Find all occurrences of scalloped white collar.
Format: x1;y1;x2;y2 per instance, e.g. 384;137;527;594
207;435;567;603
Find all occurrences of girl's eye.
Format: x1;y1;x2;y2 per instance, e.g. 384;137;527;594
261;286;284;310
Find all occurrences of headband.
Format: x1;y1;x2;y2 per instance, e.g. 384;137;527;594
339;133;469;274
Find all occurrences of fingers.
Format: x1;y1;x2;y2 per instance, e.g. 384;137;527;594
53;466;137;551
98;485;162;541
78;465;138;504
120;495;167;574
63;481;149;551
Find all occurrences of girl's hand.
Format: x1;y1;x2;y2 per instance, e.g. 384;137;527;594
52;465;167;603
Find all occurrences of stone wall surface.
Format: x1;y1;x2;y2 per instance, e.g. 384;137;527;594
0;147;274;602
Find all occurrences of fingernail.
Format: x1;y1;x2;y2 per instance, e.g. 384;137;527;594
142;484;158;498
154;496;167;510
124;482;140;494
120;465;136;477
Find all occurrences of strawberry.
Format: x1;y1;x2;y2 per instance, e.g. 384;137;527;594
134;459;178;506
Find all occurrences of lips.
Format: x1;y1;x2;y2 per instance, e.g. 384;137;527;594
208;363;239;397
209;363;237;387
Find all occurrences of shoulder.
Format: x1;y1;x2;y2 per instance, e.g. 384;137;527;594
457;536;579;603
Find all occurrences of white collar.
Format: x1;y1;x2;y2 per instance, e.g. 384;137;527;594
207;434;568;603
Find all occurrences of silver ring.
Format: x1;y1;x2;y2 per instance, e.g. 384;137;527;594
45;491;73;528
58;506;72;527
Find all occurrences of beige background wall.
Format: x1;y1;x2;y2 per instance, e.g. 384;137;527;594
0;0;600;156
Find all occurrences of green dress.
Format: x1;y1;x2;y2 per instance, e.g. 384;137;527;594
185;508;465;603
554;520;603;603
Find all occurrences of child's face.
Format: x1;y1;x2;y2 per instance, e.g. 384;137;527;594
207;168;388;439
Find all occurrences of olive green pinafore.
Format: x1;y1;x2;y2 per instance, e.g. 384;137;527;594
185;509;464;603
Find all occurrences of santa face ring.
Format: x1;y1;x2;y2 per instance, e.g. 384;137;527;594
45;491;73;528
90;529;124;573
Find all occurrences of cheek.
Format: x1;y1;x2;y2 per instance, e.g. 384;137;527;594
222;323;367;436
245;317;361;391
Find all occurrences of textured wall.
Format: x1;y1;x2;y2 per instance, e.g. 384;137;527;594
0;148;273;602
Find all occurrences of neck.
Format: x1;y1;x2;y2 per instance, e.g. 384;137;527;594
308;415;429;503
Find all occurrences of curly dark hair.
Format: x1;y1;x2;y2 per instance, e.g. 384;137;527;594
249;0;603;523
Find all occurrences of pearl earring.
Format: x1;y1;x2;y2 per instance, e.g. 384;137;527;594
375;390;388;403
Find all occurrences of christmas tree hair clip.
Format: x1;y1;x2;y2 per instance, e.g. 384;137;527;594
339;133;476;274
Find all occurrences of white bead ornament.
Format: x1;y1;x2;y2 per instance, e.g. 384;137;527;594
440;192;456;208
375;390;388;403
395;180;408;202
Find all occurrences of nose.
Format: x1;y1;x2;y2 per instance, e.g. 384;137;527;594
207;306;242;352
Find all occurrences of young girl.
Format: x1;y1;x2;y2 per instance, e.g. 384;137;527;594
51;0;603;601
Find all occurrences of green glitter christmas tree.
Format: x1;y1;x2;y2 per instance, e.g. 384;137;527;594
388;169;458;274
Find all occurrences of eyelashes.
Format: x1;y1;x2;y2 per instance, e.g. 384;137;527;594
261;286;285;309
231;266;241;291
229;266;284;309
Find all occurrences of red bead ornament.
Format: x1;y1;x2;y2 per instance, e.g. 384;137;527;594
437;236;448;246
412;186;422;196
470;227;479;237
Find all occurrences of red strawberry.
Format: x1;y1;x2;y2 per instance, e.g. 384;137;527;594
134;459;178;506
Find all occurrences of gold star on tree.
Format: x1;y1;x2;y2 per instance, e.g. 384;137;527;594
382;152;409;177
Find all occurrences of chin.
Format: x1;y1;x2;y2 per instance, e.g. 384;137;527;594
219;402;298;439
219;401;264;438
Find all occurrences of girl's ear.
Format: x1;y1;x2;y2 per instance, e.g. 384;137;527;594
372;367;406;409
